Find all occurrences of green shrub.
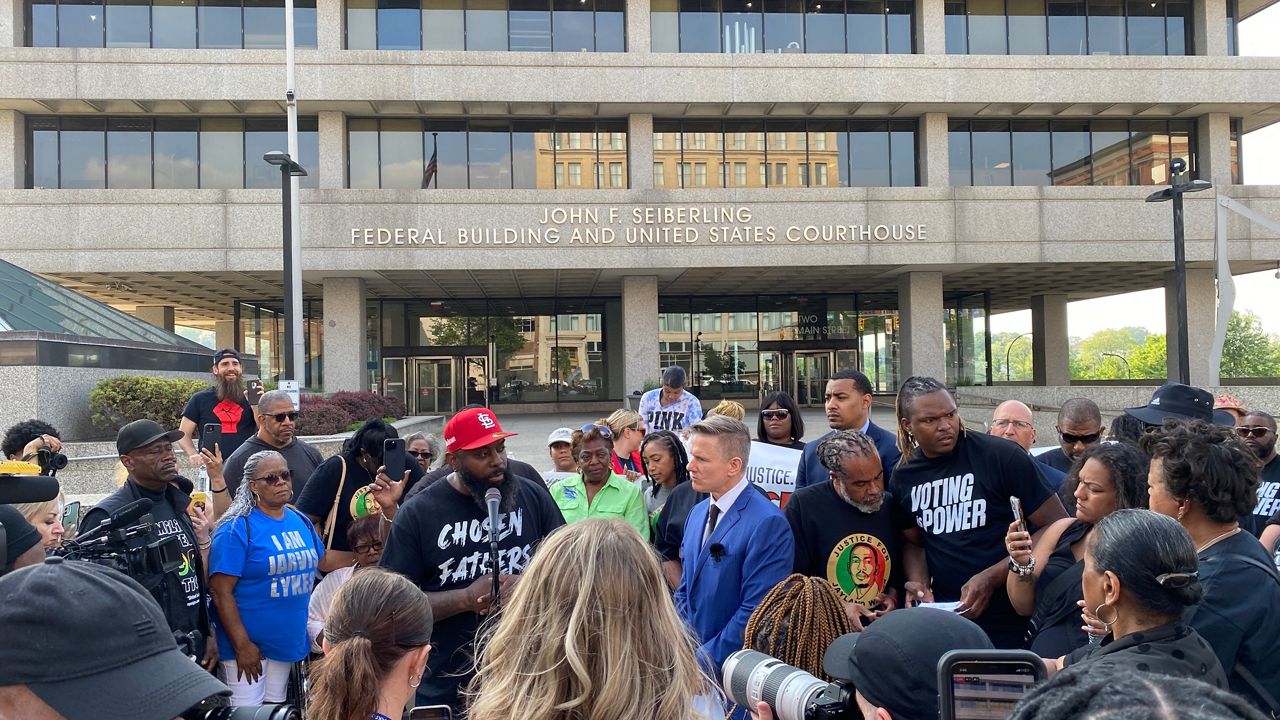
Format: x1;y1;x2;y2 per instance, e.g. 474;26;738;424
295;395;355;436
89;375;210;434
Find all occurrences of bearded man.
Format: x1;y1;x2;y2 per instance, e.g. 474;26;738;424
179;348;258;466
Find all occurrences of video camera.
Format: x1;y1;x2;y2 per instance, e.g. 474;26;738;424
53;498;182;578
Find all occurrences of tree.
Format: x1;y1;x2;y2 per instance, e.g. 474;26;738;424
427;315;527;357
1126;334;1167;379
991;332;1034;381
1221;310;1280;378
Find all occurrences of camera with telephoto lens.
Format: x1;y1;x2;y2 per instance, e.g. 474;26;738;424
723;650;860;720
184;704;300;720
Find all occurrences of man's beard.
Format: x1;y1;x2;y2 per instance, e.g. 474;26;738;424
459;464;522;513
835;481;884;514
216;374;245;402
1255;439;1277;461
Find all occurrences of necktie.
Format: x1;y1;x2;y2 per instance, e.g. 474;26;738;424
703;503;721;548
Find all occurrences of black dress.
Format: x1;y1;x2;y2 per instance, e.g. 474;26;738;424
1026;520;1091;657
1063;622;1229;688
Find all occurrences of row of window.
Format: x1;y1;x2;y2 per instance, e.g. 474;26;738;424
651;0;913;53
652;120;917;188
348;119;628;189
27;117;319;189
28;0;318;48
346;0;625;51
944;0;1192;55
947;119;1198;186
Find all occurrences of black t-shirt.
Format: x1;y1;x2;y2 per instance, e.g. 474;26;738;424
1243;456;1280;537
294;453;425;552
380;476;566;710
1063;622;1228;688
1035;447;1073;474
182;387;257;460
222;435;324;502
784;481;909;606
653;480;707;563
1187;530;1280;711
892;431;1055;648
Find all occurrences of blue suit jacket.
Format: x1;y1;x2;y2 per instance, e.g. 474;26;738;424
795;421;901;489
674;483;794;674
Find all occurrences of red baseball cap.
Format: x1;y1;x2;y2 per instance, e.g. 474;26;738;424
445;407;517;452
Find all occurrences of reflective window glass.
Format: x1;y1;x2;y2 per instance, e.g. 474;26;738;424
596;120;628;187
296;119;319;190
808;123;843;187
680;0;721;51
199;118;244;189
723;0;763;52
805;0;844;52
60;118;106;189
153;118;199;189
60;0;105;47
30;118;59;188
347;0;377;47
1008;0;1047;53
596;0;625;49
425;120;468;189
764;0;803;51
1129;120;1168;185
1011;121;1051;185
468;122;513;189
379;119;425;189
949;121;972;185
199;0;242;47
244;118;287;189
1047;0;1086;53
379;0;421;48
557;121;597;187
467;0;509;50
682;121;723;188
1087;0;1124;54
243;0;286;47
1166;0;1189;54
847;0;886;53
553;0;596;50
970;121;1010;186
107;118;152;188
944;0;966;52
512;122;556;189
850;123;889;186
295;0;318;46
653;120;682;187
1125;0;1163;53
1090;120;1130;185
31;0;58;46
1050;120;1091;185
886;0;910;51
106;0;151;47
767;121;807;187
348;118;381;188
1169;120;1196;181
967;0;1007;54
152;0;198;48
651;0;680;50
423;0;464;48
889;123;915;186
511;0;552;50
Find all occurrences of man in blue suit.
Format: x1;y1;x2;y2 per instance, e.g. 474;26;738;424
675;415;794;675
796;369;900;490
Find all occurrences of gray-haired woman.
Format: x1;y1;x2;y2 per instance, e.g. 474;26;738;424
209;449;324;705
405;432;442;474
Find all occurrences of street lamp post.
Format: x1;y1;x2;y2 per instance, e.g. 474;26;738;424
263;151;308;383
1005;332;1032;382
1146;159;1212;386
1101;352;1131;379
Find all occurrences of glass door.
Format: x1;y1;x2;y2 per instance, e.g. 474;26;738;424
793;351;833;407
382;358;406;409
464;355;489;407
413;358;455;415
759;351;783;395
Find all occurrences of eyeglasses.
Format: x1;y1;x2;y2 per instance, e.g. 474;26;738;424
581;423;614;439
761;409;791;420
353;540;384;555
991;419;1033;431
578;449;612;463
1059;431;1102;445
410;450;434;459
252;470;292;486
269;411;299;423
1236;426;1273;439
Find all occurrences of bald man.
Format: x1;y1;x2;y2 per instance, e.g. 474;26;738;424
990;400;1066;491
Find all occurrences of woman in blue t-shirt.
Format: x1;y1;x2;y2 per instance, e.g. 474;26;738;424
210;449;324;705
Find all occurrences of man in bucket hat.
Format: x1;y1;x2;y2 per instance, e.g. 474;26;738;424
380;407;565;714
1124;382;1237;428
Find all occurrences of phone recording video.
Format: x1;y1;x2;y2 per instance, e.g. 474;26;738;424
409;705;453;720
199;423;222;456
383;437;407;480
937;649;1045;720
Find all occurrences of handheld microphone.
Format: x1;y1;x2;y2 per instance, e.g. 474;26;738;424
484;488;502;612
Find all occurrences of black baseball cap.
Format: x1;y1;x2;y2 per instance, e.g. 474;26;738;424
0;504;41;574
117;418;184;457
1123;382;1235;427
0;557;230;719
213;348;241;364
822;608;993;720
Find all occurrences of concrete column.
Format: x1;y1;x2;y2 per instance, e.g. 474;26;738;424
1195;113;1233;187
323;278;370;392
318;112;346;189
621;276;660;396
0;110;23;189
628;114;654;191
316;0;344;50
215;320;237;351
626;0;651;53
897;272;945;380
1165;268;1217;387
136;306;176;333
0;0;21;48
919;112;949;188
1193;0;1227;56
915;0;946;54
604;299;625;399
1031;294;1070;386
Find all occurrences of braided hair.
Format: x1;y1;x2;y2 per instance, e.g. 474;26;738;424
216;450;283;529
817;429;879;476
1009;665;1268;720
639;430;689;498
893;376;952;467
743;574;855;682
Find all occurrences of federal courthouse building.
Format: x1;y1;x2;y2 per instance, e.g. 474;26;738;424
1;0;1278;415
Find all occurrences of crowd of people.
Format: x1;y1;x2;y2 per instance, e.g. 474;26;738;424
2;346;1279;720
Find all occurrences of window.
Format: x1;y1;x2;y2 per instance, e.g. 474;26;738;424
28;0;317;47
568;162;583;186
945;0;1188;54
654;162;667;187
655;0;910;52
344;0;622;49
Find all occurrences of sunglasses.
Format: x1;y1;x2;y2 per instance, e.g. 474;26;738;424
1155;570;1198;588
1059;431;1102;445
581;423;614;439
410;450;434;459
353;540;384;555
253;470;292;486
1236;426;1273;439
270;411;300;423
761;409;790;420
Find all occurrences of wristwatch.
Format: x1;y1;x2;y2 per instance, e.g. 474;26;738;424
1008;556;1036;577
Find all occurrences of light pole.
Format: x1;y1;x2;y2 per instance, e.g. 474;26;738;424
694;331;703;394
1005;332;1031;382
1102;352;1131;379
264;151;308;383
1146;158;1212;386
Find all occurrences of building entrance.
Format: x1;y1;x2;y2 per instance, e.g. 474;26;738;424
759;347;860;406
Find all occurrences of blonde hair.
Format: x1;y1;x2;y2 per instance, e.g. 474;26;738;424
466;519;720;720
12;492;64;526
605;408;644;436
708;400;746;421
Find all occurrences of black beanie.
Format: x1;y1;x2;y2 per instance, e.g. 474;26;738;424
0;504;42;574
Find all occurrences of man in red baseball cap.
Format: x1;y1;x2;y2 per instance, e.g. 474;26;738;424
380;406;565;714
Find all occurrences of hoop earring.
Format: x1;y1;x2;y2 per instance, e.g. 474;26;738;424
1093;603;1119;633
409;674;422;688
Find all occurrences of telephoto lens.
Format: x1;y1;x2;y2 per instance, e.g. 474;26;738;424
722;650;859;720
186;705;301;720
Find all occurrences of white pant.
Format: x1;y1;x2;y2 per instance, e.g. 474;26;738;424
221;658;293;705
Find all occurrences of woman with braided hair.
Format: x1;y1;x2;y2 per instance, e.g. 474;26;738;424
644;429;706;590
1009;665;1268;720
742;574;855;682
